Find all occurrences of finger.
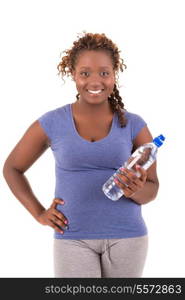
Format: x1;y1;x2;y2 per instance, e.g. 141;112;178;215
120;167;146;187
116;174;138;193
136;165;147;181
120;168;143;188
114;176;128;190
124;185;137;197
120;167;138;181
50;215;68;230
114;178;135;197
53;209;68;225
116;173;132;187
51;198;65;208
47;219;64;234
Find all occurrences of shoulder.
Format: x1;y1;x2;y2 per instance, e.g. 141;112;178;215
121;109;148;141
122;109;146;123
38;103;70;125
39;103;69;118
37;103;70;144
121;108;147;128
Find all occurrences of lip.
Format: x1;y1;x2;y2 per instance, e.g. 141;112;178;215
86;89;104;95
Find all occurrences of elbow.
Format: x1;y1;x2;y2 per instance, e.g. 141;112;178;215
3;160;11;180
3;160;8;177
3;160;24;182
3;160;18;180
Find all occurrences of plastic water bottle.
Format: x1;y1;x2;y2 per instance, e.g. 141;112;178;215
102;134;165;201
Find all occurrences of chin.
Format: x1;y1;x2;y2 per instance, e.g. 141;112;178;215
82;95;109;104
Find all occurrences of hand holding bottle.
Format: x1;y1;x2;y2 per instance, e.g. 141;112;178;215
102;134;165;201
114;165;147;198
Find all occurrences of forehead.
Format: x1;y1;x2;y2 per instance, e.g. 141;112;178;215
75;50;113;69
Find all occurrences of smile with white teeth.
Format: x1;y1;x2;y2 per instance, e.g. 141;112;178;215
87;89;103;94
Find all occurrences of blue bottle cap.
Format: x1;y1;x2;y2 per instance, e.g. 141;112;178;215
153;134;165;147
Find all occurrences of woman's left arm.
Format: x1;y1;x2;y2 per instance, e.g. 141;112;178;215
115;126;159;205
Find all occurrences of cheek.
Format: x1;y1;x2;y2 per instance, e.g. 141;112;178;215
75;77;115;92
75;79;85;90
106;78;115;91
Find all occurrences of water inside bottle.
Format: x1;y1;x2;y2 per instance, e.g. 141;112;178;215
126;148;151;171
102;174;124;200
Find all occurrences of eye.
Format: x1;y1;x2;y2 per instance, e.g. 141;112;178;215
100;71;109;76
80;72;89;77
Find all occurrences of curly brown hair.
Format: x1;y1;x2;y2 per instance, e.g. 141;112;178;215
57;32;127;127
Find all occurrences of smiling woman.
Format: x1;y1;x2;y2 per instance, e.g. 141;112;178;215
3;32;158;279
57;32;127;127
72;50;116;110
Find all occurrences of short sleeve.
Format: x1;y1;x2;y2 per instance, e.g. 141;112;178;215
131;113;147;141
37;110;56;144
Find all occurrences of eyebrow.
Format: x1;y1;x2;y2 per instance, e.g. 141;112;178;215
79;66;111;70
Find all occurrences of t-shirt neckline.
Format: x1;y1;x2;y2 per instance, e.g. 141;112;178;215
69;103;116;144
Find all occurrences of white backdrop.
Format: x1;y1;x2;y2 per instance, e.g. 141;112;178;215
0;0;184;277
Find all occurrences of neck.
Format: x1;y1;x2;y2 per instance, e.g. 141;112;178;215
75;98;112;117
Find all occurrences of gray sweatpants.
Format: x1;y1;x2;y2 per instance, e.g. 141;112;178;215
53;235;148;278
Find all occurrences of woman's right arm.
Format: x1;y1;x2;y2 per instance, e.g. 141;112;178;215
3;120;67;234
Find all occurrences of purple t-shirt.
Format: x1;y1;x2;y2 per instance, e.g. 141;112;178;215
38;103;148;239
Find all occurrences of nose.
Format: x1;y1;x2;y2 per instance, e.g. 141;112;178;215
87;74;103;89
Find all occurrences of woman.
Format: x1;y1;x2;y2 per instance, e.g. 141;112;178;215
3;32;159;278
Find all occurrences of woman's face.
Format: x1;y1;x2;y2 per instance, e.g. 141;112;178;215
72;50;115;105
